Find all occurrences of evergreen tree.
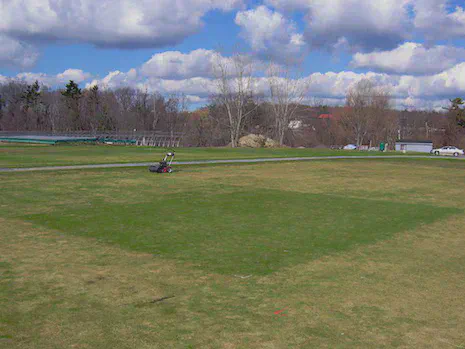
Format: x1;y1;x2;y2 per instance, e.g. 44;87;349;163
21;80;41;112
450;97;465;127
62;80;82;99
87;85;114;131
20;80;47;129
61;80;82;130
0;93;5;130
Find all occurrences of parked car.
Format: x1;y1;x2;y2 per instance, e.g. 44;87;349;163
431;146;464;156
343;144;357;150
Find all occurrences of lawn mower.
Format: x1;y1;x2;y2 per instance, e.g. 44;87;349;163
149;152;175;173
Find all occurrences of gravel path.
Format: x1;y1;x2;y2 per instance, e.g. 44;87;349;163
1;155;464;173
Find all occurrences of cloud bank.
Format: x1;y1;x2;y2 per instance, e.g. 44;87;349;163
0;0;243;48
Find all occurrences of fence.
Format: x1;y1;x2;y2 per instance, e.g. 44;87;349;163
0;131;184;147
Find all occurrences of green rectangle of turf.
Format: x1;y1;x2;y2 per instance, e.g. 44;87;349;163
22;189;459;275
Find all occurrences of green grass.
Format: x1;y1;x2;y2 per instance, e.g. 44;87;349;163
21;188;455;275
1;159;465;348
0;143;408;168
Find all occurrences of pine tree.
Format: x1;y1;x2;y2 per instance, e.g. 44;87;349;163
20;80;47;129
450;98;465;127
0;93;5;130
61;80;82;130
21;80;41;112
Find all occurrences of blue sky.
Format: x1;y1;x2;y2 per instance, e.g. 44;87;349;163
1;0;465;110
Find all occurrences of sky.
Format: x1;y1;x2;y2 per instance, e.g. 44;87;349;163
1;0;465;110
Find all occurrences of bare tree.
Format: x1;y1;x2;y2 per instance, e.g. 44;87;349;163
370;109;398;148
114;87;136;129
340;79;391;147
134;89;152;130
184;108;214;146
266;63;309;145
164;93;188;142
212;52;257;147
0;77;407;148
151;92;165;131
0;81;26;130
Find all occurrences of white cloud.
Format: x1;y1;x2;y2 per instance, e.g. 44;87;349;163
4;46;465;111
301;65;465;109
141;50;223;79
265;0;413;52
261;0;465;53
235;6;307;63
395;63;465;98
302;71;394;99
0;0;244;48
16;69;92;87
0;35;39;68
307;63;464;108
87;70;216;97
395;96;451;110
184;95;209;104
351;42;465;75
87;60;465;110
87;69;138;90
264;0;310;12
141;49;265;81
153;77;217;96
414;0;465;40
56;69;93;84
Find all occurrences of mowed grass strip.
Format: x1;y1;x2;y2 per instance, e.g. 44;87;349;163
20;186;459;275
0;144;407;168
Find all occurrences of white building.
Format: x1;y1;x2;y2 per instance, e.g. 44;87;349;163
288;120;302;129
395;140;433;153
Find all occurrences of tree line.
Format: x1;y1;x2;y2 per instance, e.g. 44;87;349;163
1;54;464;148
0;80;188;136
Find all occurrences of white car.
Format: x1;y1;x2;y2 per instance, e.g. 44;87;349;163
431;146;464;157
343;144;357;150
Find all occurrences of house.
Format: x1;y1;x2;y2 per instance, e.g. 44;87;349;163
288;120;303;129
395;140;433;153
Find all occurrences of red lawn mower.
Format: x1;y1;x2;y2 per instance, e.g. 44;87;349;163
149;152;175;173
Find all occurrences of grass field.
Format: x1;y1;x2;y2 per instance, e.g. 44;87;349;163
1;156;465;348
0;143;411;168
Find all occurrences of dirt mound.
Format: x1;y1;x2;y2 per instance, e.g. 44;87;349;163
264;138;280;148
239;134;266;148
237;134;281;148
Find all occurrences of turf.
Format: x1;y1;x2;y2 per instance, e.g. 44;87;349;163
0;143;409;168
1;159;465;348
21;188;454;275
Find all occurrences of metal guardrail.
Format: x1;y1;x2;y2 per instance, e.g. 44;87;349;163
0;131;184;147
